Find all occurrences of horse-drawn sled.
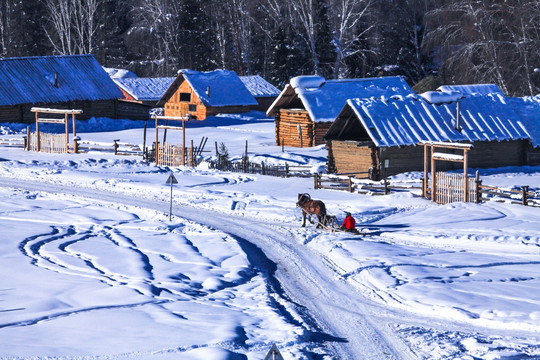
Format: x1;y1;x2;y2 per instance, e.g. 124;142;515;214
295;193;363;234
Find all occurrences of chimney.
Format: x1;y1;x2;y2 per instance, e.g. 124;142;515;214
455;101;462;132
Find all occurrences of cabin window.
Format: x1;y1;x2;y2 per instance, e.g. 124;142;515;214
180;93;191;102
189;104;197;112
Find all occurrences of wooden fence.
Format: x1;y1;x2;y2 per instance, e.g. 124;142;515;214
209;160;312;177
478;184;539;207
314;173;396;195
27;132;66;153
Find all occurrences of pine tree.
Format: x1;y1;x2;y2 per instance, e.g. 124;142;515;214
312;0;335;78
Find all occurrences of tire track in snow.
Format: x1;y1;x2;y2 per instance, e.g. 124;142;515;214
1;176;416;359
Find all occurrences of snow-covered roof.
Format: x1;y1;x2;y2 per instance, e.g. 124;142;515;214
419;90;464;104
104;67;138;79
267;75;414;122
240;75;280;98
114;77;175;101
507;96;540;147
0;55;123;106
160;69;257;107
437;84;503;96
326;94;531;148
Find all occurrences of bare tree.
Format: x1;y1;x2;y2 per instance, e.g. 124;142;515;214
330;0;373;77
43;0;101;55
424;0;540;96
0;0;12;56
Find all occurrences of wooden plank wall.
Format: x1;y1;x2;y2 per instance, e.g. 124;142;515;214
527;144;540;165
313;122;332;146
116;100;150;120
468;140;527;168
0;106;22;122
328;140;376;176
164;80;207;119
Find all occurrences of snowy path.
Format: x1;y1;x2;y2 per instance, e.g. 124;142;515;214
0;176;416;359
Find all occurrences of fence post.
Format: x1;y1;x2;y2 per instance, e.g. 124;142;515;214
314;173;319;189
348;176;353;192
522;185;529;206
475;179;482;203
384;178;389;195
113;139;120;155
285;163;289;177
25;126;30;150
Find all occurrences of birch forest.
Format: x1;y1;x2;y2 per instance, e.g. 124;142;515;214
0;0;538;96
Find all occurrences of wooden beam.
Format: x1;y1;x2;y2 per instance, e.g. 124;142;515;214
31;107;83;115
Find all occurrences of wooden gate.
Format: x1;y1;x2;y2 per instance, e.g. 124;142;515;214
421;141;475;204
27;107;82;153
158;142;183;167
27;132;67;153
434;172;477;204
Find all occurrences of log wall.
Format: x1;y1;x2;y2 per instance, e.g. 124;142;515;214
1;100;150;123
275;109;330;147
329;139;530;180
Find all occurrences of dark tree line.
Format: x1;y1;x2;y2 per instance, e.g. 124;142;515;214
0;0;538;96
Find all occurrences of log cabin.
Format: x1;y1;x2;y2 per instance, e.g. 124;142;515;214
0;54;150;122
113;77;175;107
266;75;414;147
324;91;538;180
158;69;258;120
239;75;281;112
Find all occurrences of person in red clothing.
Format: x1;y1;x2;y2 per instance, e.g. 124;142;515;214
341;212;356;232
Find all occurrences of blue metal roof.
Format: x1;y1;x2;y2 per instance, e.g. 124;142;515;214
0;54;123;106
179;69;258;107
114;77;175;101
437;84;503;96
240;75;280;98
335;94;530;147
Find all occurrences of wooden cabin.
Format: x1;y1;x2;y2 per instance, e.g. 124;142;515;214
157;69;258;120
325;92;537;180
113;77;175;107
266;75;414;148
0;55;150;122
239;75;281;112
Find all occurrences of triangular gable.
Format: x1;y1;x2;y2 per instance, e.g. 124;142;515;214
240;75;280;98
327;94;530;147
437;84;503;96
0;54;122;106
114;77;175;101
267;75;413;123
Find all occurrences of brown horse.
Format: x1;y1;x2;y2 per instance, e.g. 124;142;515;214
296;193;327;228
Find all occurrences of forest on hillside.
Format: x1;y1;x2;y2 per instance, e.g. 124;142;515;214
1;0;539;96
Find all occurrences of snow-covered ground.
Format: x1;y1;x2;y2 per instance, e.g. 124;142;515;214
0;113;539;359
